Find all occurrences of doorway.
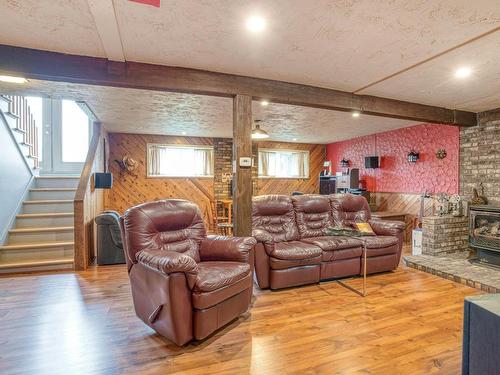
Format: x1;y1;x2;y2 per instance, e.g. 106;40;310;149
41;99;91;175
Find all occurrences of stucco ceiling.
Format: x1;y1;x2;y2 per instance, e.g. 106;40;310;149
0;1;499;112
0;1;498;141
0;79;419;143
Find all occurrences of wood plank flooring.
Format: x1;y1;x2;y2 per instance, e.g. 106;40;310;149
0;255;480;374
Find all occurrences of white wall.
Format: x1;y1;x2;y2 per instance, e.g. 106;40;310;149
0;114;33;244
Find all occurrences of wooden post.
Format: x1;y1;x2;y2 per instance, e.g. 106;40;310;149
232;95;253;237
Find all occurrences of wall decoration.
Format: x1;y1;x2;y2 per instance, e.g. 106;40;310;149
449;194;462;216
114;155;138;178
471;183;488;206
436;193;450;216
436;149;447;159
407;150;419;163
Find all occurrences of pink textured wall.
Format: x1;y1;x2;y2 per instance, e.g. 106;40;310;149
325;123;459;194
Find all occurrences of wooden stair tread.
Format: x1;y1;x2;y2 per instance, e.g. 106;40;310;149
0;258;73;269
0;241;74;250
9;226;74;234
24;199;73;204
17;212;74;218
30;188;77;192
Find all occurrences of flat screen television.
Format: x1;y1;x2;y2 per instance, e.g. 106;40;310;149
365;156;380;168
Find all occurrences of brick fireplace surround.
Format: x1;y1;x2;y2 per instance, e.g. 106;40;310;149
404;110;500;292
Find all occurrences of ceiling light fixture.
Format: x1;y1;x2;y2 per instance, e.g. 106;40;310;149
260;100;269;106
181;131;186;135
0;75;28;84
455;67;472;79
251;120;270;139
292;138;297;141
352;111;360;118
246;15;266;33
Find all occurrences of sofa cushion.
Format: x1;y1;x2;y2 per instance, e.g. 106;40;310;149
301;236;363;251
363;235;399;249
194;261;250;293
321;247;363;262
252;195;299;242
292;195;334;238
329;194;371;227
270;241;322;260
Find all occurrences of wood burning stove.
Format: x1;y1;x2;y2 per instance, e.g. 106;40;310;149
469;205;500;268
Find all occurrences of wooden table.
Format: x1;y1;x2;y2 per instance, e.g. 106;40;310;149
371;211;407;222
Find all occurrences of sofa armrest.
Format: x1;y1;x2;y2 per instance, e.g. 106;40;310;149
252;229;274;244
200;235;256;263
136;249;198;288
369;219;405;236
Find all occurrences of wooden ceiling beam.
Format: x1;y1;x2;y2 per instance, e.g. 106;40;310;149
0;44;477;126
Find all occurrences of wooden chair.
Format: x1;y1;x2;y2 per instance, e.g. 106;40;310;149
210;200;233;236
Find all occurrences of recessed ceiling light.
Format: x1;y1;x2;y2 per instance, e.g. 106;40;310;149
352;111;360;118
246;15;266;33
260;100;269;106
0;75;28;84
455;67;472;79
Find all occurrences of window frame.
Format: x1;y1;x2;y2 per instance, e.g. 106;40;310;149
146;143;215;178
258;148;310;179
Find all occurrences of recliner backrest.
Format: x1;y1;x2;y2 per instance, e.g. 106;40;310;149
329;194;371;226
252;195;299;242
121;199;206;264
292;195;333;238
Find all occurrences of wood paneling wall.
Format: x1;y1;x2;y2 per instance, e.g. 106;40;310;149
256;141;324;196
74;123;106;270
104;133;215;228
104;134;325;232
371;192;435;243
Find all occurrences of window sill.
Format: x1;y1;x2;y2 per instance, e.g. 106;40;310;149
258;176;310;180
147;175;214;179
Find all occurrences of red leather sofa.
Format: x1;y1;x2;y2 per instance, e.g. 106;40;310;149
120;199;256;345
252;194;405;290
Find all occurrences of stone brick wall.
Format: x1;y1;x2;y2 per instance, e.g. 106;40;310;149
213;138;259;202
213;138;233;200
422;216;469;255
460;112;500;206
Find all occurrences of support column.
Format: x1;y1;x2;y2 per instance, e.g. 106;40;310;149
232;95;253;236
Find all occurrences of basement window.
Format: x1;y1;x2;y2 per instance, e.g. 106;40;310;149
258;149;309;178
147;144;214;178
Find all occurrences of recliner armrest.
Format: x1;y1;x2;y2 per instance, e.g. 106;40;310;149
136;249;198;288
369;219;405;236
252;229;274;244
200;235;256;263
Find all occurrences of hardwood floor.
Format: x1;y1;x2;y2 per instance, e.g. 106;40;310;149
0;256;480;374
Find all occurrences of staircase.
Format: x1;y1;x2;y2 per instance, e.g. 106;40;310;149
0;176;79;273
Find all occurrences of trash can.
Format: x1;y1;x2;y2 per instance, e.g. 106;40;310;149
95;211;125;265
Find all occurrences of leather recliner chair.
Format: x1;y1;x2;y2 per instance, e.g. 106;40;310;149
120;199;256;346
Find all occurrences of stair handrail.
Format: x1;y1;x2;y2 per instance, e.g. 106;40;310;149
3;95;40;169
74;121;105;270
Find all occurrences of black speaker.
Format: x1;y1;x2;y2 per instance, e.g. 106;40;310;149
364;156;379;168
94;172;113;189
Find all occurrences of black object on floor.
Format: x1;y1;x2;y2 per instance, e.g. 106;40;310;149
95;211;125;265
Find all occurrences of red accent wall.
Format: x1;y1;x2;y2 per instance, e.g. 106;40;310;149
325;123;459;194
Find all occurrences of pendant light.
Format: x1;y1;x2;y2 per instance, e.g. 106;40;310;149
251;119;270;139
